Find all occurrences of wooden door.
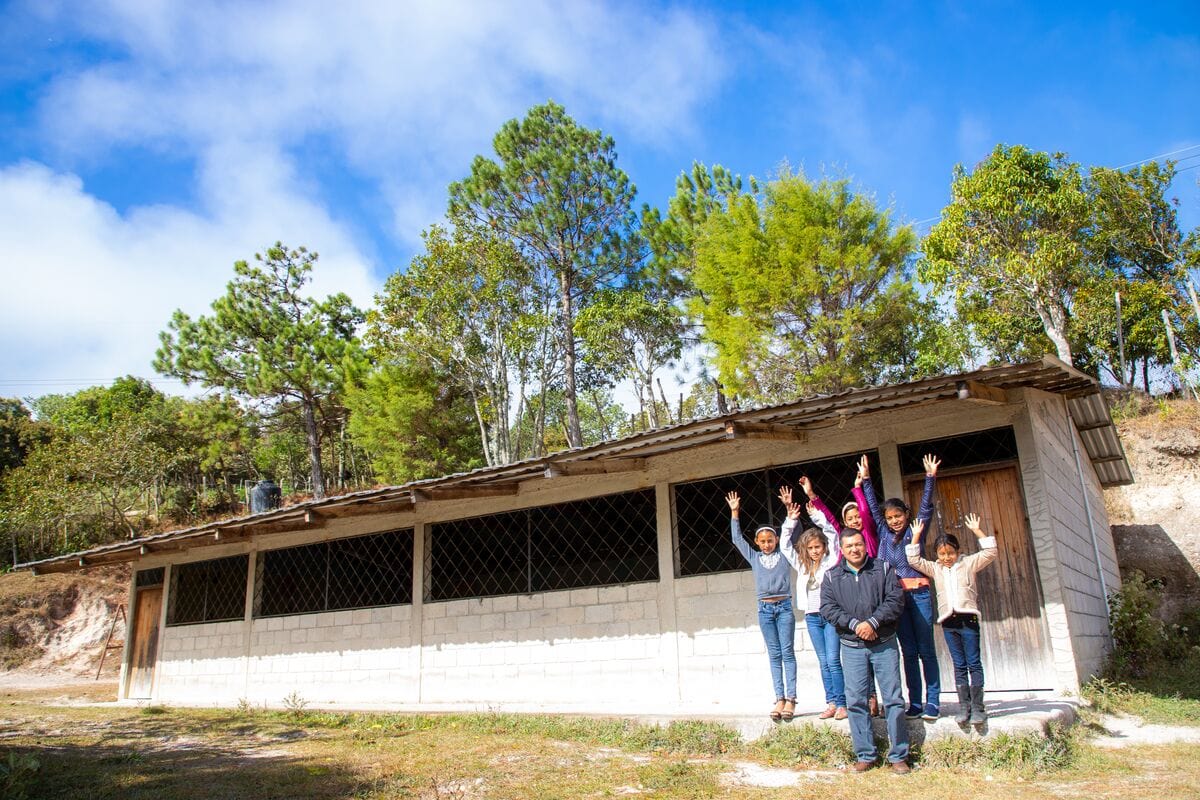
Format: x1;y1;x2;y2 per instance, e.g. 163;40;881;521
127;586;162;699
905;465;1055;692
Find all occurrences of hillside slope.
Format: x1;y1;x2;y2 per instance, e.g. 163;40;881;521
0;564;128;681
1105;399;1200;620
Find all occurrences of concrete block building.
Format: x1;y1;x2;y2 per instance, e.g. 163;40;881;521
26;357;1131;713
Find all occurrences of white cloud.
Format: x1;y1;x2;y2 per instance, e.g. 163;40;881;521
36;0;725;168
5;0;727;401
0;153;377;399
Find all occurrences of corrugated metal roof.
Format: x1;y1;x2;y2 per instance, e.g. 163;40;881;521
19;355;1131;574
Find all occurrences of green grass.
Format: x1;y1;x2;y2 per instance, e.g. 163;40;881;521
752;722;855;767
12;684;1200;800
1084;650;1200;726
918;722;1079;775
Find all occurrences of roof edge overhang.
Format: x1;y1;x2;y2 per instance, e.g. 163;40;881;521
19;356;1131;574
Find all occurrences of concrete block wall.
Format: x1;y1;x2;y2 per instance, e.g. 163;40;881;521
245;604;419;704
419;581;669;706
156;620;248;702
1024;390;1116;684
674;571;822;710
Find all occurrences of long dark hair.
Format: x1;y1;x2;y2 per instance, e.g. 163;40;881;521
883;497;910;544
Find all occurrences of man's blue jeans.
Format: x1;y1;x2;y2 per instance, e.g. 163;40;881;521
896;586;942;707
840;635;909;764
805;612;846;707
942;613;984;688
758;599;797;700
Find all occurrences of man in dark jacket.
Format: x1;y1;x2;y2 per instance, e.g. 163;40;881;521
820;529;910;773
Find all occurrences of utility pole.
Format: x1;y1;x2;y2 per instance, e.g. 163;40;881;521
1115;290;1128;387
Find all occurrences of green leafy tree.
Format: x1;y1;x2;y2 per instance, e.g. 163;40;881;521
0;399;49;474
345;362;484;484
154;243;366;500
371;217;546;465
1079;161;1199;386
448;101;639;448
576;288;683;428
921;145;1092;365
689;168;925;400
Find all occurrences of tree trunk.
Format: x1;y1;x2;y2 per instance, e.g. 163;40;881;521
302;399;326;500
1035;301;1073;365
558;271;583;448
715;381;729;415
645;377;660;428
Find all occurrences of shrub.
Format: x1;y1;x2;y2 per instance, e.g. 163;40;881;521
1106;571;1169;677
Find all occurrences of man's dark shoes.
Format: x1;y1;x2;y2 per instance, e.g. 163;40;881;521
904;704;923;719
889;760;912;774
851;760;877;772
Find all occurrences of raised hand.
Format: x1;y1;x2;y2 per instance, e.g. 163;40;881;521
798;475;814;498
964;512;984;536
923;454;942;477
910;517;926;542
786;502;803;520
857;455;870;482
725;491;740;514
777;485;794;505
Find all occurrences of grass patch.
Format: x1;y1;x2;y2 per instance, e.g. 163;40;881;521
752;722;855;767
635;758;719;795
918;722;1079;775
1083;672;1200;726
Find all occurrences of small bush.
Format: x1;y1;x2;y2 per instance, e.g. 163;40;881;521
754;722;855;767
1106;571;1170;677
282;690;309;716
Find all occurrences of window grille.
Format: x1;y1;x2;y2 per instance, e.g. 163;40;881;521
898;427;1018;475
166;554;248;626
254;529;414;618
136;567;164;588
672;451;879;577
427;489;658;602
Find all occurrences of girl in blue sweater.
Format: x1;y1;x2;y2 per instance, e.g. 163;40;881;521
726;490;799;721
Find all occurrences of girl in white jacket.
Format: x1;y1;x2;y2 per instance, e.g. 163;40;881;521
780;483;845;719
906;513;998;725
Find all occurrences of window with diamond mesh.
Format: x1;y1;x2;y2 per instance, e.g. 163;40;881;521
136;567;164;588
255;529;414;618
672;451;880;577
897;427;1018;475
427;489;659;602
167;554;248;626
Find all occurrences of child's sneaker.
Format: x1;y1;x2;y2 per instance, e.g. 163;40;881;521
921;703;940;721
904;704;923;719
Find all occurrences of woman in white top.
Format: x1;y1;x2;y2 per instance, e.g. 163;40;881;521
780;481;845;719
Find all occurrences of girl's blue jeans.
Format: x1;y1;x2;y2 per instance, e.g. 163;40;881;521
805;612;846;707
941;612;984;688
757;599;797;700
896;586;942;708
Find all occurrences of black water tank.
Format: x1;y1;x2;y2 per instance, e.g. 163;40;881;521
250;480;282;514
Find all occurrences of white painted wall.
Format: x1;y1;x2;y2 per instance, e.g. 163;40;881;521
140;393;1107;709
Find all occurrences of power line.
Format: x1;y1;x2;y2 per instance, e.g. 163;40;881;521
1116;143;1200;170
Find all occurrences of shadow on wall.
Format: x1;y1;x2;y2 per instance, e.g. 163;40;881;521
1112;524;1200;621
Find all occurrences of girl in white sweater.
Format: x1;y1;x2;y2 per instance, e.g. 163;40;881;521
780;483;845;719
906;513;998;725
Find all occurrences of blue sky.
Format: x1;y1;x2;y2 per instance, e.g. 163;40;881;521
2;1;1198;402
